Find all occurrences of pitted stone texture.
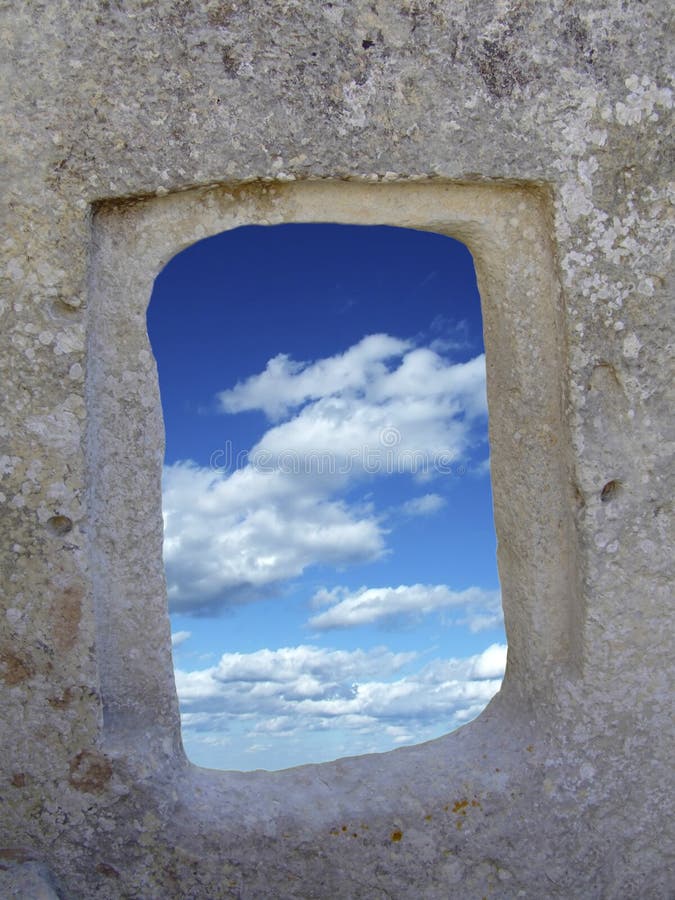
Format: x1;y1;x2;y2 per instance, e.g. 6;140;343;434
1;1;673;898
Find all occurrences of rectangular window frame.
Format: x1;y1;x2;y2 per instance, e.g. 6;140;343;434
87;181;579;769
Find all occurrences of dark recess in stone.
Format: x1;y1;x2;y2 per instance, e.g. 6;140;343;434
46;515;73;536
600;480;622;503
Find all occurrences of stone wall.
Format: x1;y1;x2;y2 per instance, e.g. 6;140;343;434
1;2;672;897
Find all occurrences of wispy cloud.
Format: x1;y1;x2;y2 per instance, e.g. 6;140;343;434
426;315;474;355
308;584;502;631
399;493;446;517
171;630;192;648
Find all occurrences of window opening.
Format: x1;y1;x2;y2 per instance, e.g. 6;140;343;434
147;222;506;771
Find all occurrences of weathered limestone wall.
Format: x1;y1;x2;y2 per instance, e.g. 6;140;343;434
1;2;672;897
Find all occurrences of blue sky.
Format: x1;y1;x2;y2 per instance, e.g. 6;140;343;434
147;223;506;771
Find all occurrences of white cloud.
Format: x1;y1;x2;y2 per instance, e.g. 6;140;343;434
459;611;505;634
171;630;192;648
218;334;411;420
308;583;502;631
470;642;507;678
176;644;415;701
163;462;385;614
163;335;489;615
399;493;446;517
175;642;507;768
249;348;487;480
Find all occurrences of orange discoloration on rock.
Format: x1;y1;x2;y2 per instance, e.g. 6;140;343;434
0;650;34;685
96;862;120;879
68;750;113;793
51;585;84;653
48;686;76;708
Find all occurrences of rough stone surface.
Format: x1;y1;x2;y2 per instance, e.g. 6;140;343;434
0;860;62;899
1;1;673;898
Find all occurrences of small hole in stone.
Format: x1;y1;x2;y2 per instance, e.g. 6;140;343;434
600;480;621;503
53;298;81;315
362;39;374;49
46;515;73;536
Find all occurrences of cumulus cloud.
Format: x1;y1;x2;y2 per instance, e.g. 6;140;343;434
163;462;385;614
469;642;507;678
218;334;411;420
176;644;416;705
248;346;487;480
308;583;502;631
175;642;507;767
163;334;489;615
